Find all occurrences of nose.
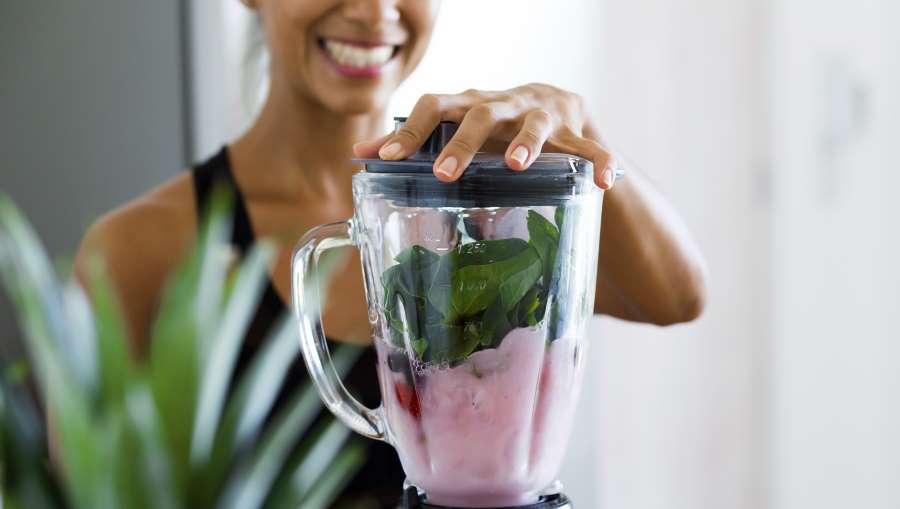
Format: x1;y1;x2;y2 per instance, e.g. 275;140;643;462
341;0;401;24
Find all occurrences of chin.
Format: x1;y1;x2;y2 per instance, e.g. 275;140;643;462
316;86;396;116
304;38;409;116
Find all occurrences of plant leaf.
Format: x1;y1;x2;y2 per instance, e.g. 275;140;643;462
195;186;235;357
264;417;358;509
454;239;530;268
554;206;566;232
0;381;65;509
293;440;366;509
60;281;98;399
0;195;114;508
497;246;543;312
425;254;454;322
526;210;560;289
218;344;363;509
393;245;439;267
148;234;203;496
80;260;133;410
424;322;479;364
196;315;299;504
191;241;274;467
480;298;512;348
411;338;428;358
450;245;542;317
449;263;499;318
112;386;178;509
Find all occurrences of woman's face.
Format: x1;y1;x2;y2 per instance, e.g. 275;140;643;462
256;0;438;114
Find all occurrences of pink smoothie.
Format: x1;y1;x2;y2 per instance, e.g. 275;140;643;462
375;327;585;507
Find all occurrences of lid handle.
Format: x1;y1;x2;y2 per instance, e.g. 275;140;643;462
393;117;458;159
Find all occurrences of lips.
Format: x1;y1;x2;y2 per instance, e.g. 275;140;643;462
319;37;401;77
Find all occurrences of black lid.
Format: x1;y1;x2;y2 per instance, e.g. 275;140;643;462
353;118;596;208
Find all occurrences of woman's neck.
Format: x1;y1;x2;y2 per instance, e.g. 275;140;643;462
230;83;386;201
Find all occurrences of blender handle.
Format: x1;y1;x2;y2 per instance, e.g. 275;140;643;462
291;219;387;441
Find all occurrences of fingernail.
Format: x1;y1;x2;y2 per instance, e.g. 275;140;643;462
436;156;458;178
510;145;529;168
379;142;403;160
601;168;614;189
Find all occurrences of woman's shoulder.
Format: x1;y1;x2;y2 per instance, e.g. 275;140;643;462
79;172;199;267
75;172;200;348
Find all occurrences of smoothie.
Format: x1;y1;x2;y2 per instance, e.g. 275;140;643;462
376;327;584;507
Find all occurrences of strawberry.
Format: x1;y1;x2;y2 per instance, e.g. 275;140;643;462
538;362;552;396
394;382;421;419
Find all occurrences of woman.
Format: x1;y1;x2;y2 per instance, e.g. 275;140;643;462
76;0;707;506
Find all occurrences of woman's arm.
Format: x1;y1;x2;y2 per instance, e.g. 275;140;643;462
355;84;707;325
592;160;707;324
582;120;707;325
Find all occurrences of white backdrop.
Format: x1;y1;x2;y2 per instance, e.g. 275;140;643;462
769;0;900;507
589;1;767;508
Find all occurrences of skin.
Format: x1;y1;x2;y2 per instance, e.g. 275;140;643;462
75;0;707;361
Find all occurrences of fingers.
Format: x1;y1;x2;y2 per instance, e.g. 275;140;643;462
378;93;473;161
352;132;392;158
556;129;615;190
354;85;613;190
433;102;517;182
505;109;555;171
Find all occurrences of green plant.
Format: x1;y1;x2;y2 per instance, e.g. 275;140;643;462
0;193;366;509
382;210;562;365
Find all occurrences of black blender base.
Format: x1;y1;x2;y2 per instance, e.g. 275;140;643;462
401;486;572;509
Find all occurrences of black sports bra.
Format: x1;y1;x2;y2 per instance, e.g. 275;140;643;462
191;147;404;508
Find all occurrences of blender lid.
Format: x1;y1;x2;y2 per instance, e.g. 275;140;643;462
355;118;593;176
353;118;597;208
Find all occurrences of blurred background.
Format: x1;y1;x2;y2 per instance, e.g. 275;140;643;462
2;0;899;507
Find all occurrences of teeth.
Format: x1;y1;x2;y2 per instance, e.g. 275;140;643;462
324;39;394;68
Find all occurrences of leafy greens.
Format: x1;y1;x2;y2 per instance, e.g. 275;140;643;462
382;210;562;364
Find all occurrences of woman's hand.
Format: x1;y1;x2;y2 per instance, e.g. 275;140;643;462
353;83;618;190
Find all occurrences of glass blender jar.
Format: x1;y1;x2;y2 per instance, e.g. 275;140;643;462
292;119;614;508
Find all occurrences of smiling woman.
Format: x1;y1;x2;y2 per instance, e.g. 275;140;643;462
250;0;435;113
74;0;706;507
321;39;399;76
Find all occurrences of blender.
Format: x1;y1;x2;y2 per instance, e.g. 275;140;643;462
292;118;615;508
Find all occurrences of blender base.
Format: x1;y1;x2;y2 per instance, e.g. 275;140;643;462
400;486;572;509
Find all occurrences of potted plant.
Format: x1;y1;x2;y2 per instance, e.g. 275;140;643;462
0;193;366;509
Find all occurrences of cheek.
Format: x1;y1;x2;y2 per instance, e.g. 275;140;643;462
401;3;439;67
260;1;319;75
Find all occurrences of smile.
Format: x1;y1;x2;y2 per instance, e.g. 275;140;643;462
319;38;401;77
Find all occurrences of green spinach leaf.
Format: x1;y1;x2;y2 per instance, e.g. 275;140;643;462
527;210;560;289
497;246;542;311
480;298;512;348
411;338;428;359
455;238;530;267
426;254;455;322
508;286;542;326
424;321;480;364
380;212;563;363
555;206;566;232
395;245;440;267
450;263;500;317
